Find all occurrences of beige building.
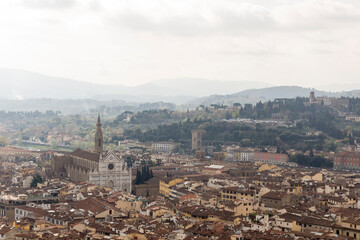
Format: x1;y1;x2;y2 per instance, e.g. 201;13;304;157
151;142;177;154
221;187;255;202
234;200;256;216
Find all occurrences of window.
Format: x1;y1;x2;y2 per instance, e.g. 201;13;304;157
108;163;114;170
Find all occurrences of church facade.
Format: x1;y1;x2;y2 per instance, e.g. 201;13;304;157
89;150;131;192
51;115;132;193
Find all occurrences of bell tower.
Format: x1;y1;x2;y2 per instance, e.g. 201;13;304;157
95;113;103;156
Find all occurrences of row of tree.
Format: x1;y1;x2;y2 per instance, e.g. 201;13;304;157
289;153;333;168
135;165;154;185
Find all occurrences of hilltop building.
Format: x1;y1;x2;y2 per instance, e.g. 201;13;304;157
151;141;177;154
309;91;316;103
306;91;350;112
306;91;323;105
51;115;132;193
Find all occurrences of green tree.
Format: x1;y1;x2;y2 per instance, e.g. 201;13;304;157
30;175;43;188
156;158;163;166
141;166;147;183
310;149;314;158
135;168;142;185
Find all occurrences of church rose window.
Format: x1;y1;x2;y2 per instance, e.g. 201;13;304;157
108;163;114;170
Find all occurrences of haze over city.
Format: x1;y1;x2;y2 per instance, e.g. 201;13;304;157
0;0;360;91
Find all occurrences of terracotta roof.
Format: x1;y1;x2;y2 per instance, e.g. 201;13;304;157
69;148;99;162
262;191;288;200
16;205;48;217
0;147;33;152
71;197;114;215
0;226;11;235
297;216;334;228
15;233;39;239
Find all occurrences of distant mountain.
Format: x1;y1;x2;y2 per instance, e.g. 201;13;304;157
150;78;274;96
0;69;129;100
2;69;360;113
0;69;273;102
187;86;360;106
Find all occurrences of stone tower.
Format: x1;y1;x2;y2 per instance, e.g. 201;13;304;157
95;114;103;156
309;91;315;103
192;130;205;151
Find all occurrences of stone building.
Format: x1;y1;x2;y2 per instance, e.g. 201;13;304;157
0;147;42;161
151;141;176;154
191;130;205;151
261;192;291;209
51;115;132;193
132;177;159;197
89;150;132;193
309;91;316;103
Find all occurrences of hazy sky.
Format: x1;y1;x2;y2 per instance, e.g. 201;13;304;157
1;0;360;88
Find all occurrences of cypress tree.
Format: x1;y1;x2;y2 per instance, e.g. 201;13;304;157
310;149;314;158
141;166;147;183
135;168;142;185
146;165;150;180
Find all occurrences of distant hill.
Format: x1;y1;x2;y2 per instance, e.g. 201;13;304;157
0;69;127;100
2;69;360;113
0;69;272;102
150;78;274;96
187;86;360;106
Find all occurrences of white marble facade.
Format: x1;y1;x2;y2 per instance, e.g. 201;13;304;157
89;150;132;193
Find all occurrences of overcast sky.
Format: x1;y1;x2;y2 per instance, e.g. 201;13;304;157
0;0;360;89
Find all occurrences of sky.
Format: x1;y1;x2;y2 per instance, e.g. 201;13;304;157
0;0;360;89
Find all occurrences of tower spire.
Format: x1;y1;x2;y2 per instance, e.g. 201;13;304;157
97;113;101;125
95;113;103;156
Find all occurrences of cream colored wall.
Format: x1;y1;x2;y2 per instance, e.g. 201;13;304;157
312;173;323;182
116;199;142;212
